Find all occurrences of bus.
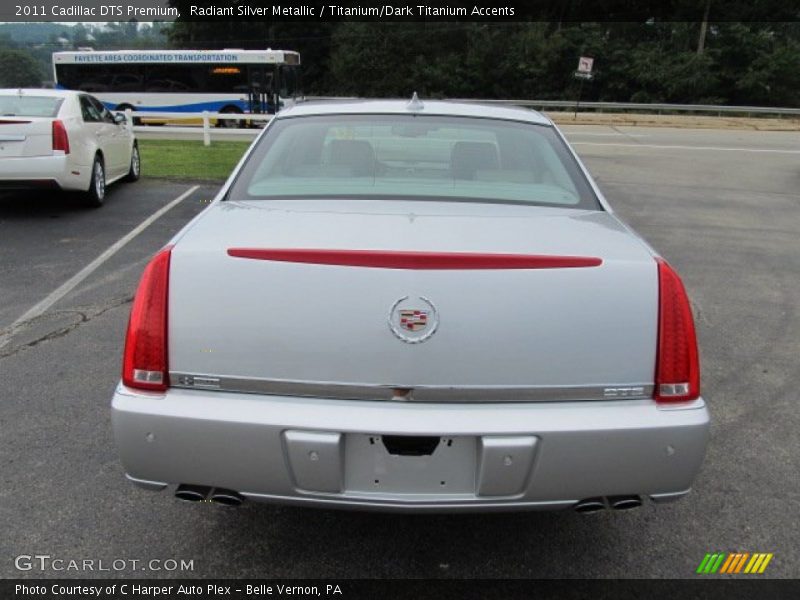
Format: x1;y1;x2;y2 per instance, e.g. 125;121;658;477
52;49;301;126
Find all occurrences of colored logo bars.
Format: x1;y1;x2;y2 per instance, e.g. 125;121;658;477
399;309;429;332
696;552;773;574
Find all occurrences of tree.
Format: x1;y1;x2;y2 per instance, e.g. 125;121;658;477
0;49;42;87
163;4;800;106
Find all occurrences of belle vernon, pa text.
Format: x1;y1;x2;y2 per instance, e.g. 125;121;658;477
16;584;343;597
189;4;516;17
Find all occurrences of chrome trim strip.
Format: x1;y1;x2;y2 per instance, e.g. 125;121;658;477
125;474;168;491
169;372;653;403
238;491;580;512
649;489;691;504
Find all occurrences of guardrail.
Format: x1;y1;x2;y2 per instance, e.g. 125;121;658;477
447;99;800;117
306;96;800;117
119;99;800;146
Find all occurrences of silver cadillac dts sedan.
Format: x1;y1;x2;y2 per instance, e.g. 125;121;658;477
112;97;709;512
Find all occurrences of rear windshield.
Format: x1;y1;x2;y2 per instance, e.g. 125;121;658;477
228;114;601;209
0;95;63;118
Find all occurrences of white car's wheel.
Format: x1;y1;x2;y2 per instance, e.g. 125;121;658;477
123;143;141;182
84;156;106;207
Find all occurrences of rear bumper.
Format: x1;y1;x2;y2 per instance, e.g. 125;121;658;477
0;155;89;191
111;384;710;512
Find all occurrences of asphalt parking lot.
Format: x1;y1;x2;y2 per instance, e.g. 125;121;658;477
1;126;798;579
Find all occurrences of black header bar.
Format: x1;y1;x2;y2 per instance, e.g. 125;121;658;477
2;1;800;23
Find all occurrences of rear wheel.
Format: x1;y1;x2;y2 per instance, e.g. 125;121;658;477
84;155;106;208
123;142;141;182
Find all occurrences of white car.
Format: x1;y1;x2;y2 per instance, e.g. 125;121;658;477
0;88;139;206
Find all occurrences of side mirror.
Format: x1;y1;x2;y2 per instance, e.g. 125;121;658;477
113;112;126;124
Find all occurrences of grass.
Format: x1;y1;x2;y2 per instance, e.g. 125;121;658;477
138;139;251;181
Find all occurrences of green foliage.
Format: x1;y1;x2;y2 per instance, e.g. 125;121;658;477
3;17;799;108
325;21;800;107
0;23;72;44
0;49;43;87
0;22;171;86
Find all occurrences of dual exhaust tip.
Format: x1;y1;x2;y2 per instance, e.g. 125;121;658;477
574;495;642;513
175;484;243;506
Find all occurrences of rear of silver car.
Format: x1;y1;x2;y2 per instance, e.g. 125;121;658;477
111;103;709;512
111;203;709;512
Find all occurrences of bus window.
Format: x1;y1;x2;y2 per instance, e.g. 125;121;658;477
56;64;145;93
145;65;201;93
110;70;145;92
207;64;249;93
56;64;107;91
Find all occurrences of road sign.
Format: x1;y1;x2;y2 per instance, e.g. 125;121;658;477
577;56;594;74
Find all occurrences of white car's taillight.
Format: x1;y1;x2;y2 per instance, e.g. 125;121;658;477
654;257;700;403
51;119;70;154
122;246;172;392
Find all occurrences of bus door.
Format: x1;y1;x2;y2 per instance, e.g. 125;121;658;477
247;65;275;115
278;65;301;110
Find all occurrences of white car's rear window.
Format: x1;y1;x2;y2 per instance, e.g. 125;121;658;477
0;95;63;118
230;114;601;209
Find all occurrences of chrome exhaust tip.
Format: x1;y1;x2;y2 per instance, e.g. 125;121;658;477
574;497;606;513
209;488;244;507
608;495;642;510
174;484;210;502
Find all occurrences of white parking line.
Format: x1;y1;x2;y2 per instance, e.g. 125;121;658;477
0;185;200;350
571;141;800;154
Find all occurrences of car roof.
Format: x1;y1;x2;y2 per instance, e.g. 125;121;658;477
0;88;78;97
278;99;552;126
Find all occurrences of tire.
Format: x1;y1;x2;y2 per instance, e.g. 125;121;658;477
84;155;106;208
217;106;243;128
123;142;140;182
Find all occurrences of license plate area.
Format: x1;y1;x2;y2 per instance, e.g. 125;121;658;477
382;435;440;456
345;434;477;495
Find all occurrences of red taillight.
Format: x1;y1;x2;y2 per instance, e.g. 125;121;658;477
122;246;172;392
51;119;70;154
654;258;700;403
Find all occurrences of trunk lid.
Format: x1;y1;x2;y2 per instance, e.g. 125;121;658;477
0;118;56;158
168;200;658;401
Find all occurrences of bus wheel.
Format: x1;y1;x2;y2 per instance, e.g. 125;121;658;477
218;106;244;128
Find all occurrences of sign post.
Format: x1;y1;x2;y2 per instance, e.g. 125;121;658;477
573;56;594;118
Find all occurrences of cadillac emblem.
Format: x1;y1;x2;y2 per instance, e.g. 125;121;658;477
399;309;428;331
388;296;438;343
